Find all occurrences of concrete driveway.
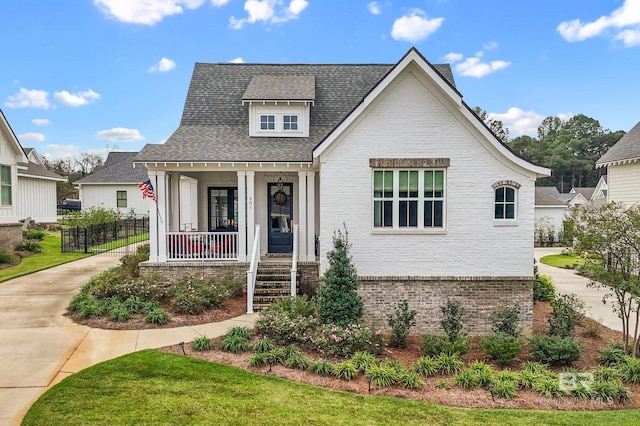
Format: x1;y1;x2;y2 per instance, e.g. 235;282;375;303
0;255;256;426
535;247;622;333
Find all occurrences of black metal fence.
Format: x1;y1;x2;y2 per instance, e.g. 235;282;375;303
61;218;149;255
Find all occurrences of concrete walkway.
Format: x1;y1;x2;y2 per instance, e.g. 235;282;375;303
0;255;257;426
535;247;622;333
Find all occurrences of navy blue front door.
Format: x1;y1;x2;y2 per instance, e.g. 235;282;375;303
268;182;293;253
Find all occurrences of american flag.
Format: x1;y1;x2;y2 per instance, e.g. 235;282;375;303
138;179;157;201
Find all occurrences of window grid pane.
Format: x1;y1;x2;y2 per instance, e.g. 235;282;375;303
0;166;11;206
260;115;275;130
116;191;127;208
494;186;516;220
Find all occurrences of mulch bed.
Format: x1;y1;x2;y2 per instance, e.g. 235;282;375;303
72;298;638;410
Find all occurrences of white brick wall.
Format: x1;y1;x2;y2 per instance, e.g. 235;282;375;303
318;69;537;277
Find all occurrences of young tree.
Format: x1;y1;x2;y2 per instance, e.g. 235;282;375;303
316;227;363;327
571;203;640;356
473;107;510;143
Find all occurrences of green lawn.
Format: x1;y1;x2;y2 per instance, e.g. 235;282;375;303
22;350;639;426
0;232;90;283
539;254;585;269
89;232;149;252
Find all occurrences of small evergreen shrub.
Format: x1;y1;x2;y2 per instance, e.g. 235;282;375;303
421;335;469;356
226;326;250;340
398;371;424;390
411;356;439;377
481;334;523;365
332;361;358;381
467;361;495;387
0;251;18;265
311;323;385;357
309;360;334;376
284;353;310;370
535;377;567;399
491;379;517;399
534;274;555;302
581;315;602;338
598;343;627;367
387;299;417;348
248;353;268;367
144;307;170;325
367;365;398;387
77;299;105;319
123;296;145;314
620;356;640;384
435;379;450;390
381;358;406;375
15;240;43;253
315;227;364;327
271;295;316;318
68;292;96;313
108;302;132;322
590;380;622;401
192;336;212;351
592;366;621;383
23;229;45;240
527;335;582;366
252;337;276;353
440;298;465;342
350;351;377;373
489;303;521;337
435;353;464;374
548;293;585;337
255;303;317;346
454;370;479;389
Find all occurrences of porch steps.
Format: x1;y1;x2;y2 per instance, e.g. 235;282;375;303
253;261;296;311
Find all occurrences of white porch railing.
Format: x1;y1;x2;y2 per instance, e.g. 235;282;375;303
166;231;238;261
246;225;261;314
291;224;299;297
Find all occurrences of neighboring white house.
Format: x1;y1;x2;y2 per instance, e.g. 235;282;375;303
134;48;550;332
17;148;66;223
534;185;599;243
75;152;150;218
596;121;640;205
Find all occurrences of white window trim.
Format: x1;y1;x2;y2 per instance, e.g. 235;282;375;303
493;185;519;225
248;103;309;137
372;168;446;232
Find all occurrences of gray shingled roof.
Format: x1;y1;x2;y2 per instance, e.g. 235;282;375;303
535;188;567;206
242;75;315;101
136;59;455;163
18;162;66;181
76;152;148;184
570;187;595;200
597;121;640;166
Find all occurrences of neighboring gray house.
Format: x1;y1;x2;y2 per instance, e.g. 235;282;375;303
134;48;550;332
596;121;640;205
76;152;149;217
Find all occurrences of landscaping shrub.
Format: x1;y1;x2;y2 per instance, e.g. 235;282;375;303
454;369;480;389
387;299;417;348
221;335;249;354
332;361;358;381
534;274;555;302
581;315;602;338
144;307;170;325
169;275;232;315
367;365;398;387
192;336;212;351
592;366;621;383
420;335;469;356
598;343;627;367
398;371;424;390
252;337;276;353
248;353;268;367
489;303;521;337
255;303;317;346
491;379;517;399
271;294;316;318
411;356;440;377
309;360;333;376
590;380;623;401
481;334;523;365
440;298;465;343
15;240;43;253
23;228;45;240
435;379;450;390
0;250;18;265
527;335;582;366
548;293;585;337
226;326;250;340
123;296;145;314
284;353;310;370
119;244;150;278
107;301;132;322
350;351;377;373
620;356;640;384
310;323;385;357
315;227;363;327
535;377;567;399
435;353;464;374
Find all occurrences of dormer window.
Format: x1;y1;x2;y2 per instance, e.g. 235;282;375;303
242;75;315;138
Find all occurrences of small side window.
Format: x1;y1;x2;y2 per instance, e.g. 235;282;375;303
117;190;127;208
494;186;516;219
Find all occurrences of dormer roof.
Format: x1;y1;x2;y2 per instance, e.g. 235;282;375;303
242;75;315;103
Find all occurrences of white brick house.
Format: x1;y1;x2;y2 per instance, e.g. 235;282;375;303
135;48;550;332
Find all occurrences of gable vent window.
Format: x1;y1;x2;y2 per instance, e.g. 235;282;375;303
260;115;275;130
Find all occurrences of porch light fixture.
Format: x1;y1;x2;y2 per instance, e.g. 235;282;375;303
272;173;288;206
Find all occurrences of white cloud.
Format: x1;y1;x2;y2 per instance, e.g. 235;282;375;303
455;57;511;78
556;112;574;122
367;2;381;15
211;0;230;5
557;0;640;46
96;127;145;142
230;0;308;29
95;0;206;25
391;9;444;43
230;57;245;63
4;88;50;109
483;41;498;50
32;118;51;127
18;132;46;142
42;144;81;160
487;107;545;136
149;57;176;72
444;52;463;63
54;89;101;107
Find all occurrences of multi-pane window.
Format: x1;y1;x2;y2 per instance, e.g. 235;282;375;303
283;115;298;130
209;187;238;231
373;169;445;229
495;186;516;219
0;165;11;206
260;115;275;130
116;190;127;208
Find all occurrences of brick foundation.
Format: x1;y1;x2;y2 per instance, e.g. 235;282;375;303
357;276;534;334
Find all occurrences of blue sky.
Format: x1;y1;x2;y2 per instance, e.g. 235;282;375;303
2;0;639;161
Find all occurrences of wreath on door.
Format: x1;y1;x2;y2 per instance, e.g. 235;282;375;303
272;175;288;206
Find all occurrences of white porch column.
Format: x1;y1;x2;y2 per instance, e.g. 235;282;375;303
306;171;316;260
148;170;159;262
169;172;179;232
155;170;168;262
298;171;308;261
246;171;255;258
237;171;247;261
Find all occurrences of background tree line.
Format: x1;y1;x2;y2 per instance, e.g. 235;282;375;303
42;152;105;201
474;108;626;193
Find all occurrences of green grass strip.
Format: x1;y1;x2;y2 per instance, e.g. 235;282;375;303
0;232;91;283
89;233;149;251
23;350;639;426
